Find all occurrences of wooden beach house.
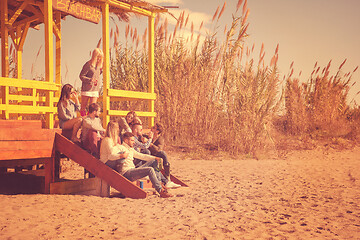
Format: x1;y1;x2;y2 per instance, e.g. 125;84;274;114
0;0;186;198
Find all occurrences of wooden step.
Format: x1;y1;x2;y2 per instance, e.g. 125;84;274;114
0;120;42;129
50;177;110;197
0;128;56;161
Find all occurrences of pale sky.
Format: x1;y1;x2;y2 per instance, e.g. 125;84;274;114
4;0;360;104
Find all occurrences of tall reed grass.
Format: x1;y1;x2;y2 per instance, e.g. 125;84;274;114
110;0;282;156
284;60;358;139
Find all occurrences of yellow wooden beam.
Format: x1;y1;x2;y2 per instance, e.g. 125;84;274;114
108;0;153;17
8;0;30;25
0;104;57;114
55;12;61;85
16;26;22;79
1;0;9;119
8;29;18;48
1;0;9;77
44;0;54;128
8;94;52;102
132;2;148;7
27;2;43;15
18;22;31;51
8;22;30;77
148;15;155;127
102;2;110;127
44;0;54;83
11;14;42;28
107;89;156;100
32;88;37;108
8;91;59;102
15;25;24;120
53;22;61;40
108;110;156;118
0;77;60;91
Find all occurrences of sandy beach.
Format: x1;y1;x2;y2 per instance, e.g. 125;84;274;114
0;146;359;240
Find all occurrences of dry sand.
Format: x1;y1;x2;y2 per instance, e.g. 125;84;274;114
0;147;359;239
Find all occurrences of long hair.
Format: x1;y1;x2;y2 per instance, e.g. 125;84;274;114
126;111;139;128
57;83;73;107
91;48;103;69
105;121;119;145
126;111;137;122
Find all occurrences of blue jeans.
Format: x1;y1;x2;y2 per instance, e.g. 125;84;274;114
153;151;170;179
133;148;151;166
134;158;169;185
123;160;163;193
105;159;124;170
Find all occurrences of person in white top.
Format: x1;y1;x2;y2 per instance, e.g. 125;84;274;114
99;121;172;198
81;103;105;158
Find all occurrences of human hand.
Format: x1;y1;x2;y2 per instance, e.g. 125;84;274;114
120;152;129;159
155;157;163;164
71;90;78;98
148;131;154;139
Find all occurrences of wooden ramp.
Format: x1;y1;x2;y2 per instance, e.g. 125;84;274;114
54;133;147;199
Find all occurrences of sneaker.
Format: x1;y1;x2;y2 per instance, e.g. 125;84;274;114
165;181;181;189
159;188;173;198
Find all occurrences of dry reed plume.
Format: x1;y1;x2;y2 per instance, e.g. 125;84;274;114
109;0;283;156
108;0;359;155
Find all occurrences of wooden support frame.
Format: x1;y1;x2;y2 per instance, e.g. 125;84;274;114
1;0;9;119
148;15;155;127
54;11;61;85
108;0;153;17
1;0;164;130
102;2;110;127
44;0;54;129
8;0;30;25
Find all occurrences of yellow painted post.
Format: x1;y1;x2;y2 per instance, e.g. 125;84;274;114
55;12;61;86
0;0;9;119
102;2;110;127
32;88;36;109
16;26;23;120
15;26;22;79
44;0;54;128
148;15;155;127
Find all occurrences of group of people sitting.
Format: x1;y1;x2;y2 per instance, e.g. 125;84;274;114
57;84;180;198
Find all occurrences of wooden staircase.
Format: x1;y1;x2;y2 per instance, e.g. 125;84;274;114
0;120;187;198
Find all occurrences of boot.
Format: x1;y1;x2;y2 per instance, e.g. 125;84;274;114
159;188;172;198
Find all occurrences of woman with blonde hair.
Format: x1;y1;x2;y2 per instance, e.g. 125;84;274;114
99;121;126;170
57;84;83;142
100;121;172;198
79;48;104;116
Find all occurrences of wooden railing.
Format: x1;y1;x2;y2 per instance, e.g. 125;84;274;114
0;77;60;128
1;77;156;128
105;88;156;122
